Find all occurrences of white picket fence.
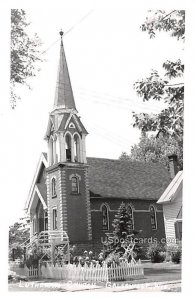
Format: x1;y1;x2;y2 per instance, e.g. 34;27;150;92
9;260;144;282
9;264;39;279
40;260;144;282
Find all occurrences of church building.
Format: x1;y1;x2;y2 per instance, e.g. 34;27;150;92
25;32;171;254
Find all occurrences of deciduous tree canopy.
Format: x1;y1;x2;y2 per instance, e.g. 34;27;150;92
122;11;184;169
11;9;42;108
120;133;183;169
133;10;184;139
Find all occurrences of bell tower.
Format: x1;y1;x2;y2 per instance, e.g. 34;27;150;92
44;31;92;243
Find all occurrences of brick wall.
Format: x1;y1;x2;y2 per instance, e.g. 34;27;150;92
46;163;91;243
90;197;166;247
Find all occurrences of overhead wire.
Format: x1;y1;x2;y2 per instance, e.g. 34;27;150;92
75;89;165;113
77;87;163;108
38;10;94;58
86;121;134;150
76;93;163;113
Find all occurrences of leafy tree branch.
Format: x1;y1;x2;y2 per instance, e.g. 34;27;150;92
11;9;43;108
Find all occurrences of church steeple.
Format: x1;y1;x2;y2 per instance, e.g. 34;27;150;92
53;30;77;112
45;32;88;167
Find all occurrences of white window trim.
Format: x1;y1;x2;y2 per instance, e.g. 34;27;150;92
52;206;57;230
101;203;110;231
149;205;158;230
51;176;57;197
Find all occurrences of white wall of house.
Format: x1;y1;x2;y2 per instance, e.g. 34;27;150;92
163;187;182;245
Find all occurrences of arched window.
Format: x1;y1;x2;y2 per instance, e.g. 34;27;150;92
44;211;48;231
102;204;109;231
71;176;79;193
150;206;157;230
73;134;80;162
65;133;72;161
52;136;56;163
52;208;57;230
52;177;56;197
49;137;54;165
33;215;37;234
55;135;60;163
127;205;134;230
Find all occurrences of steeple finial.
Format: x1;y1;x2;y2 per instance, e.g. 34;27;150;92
59;29;64;39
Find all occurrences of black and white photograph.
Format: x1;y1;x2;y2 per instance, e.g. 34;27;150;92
1;1;195;296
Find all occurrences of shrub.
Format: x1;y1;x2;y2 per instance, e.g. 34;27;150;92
146;242;166;263
25;242;49;268
134;244;147;260
170;245;182;264
105;252;121;267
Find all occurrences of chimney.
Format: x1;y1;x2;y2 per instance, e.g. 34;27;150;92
168;154;178;179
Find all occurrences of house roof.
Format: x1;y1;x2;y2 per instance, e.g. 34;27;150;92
87;157;170;200
157;171;183;204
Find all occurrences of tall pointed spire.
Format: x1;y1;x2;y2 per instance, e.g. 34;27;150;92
54;30;77;111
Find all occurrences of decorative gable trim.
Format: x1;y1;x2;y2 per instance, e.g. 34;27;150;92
44;117;55;140
25;153;48;213
72;114;82;132
157;171;183;204
69;122;75;129
64;113;73;131
35;185;47;210
65;115;81;134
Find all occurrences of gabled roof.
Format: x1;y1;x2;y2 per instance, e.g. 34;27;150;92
177;206;182;219
58;113;71;131
73;114;88;135
87;157;170;200
26;153;171;213
25;153;48;213
157;171;183;204
36;183;47;205
58;113;88;135
54;39;77;110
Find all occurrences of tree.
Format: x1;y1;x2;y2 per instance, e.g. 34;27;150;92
9;220;30;260
11;9;42;108
132;10;184;140
110;202;140;254
120;133;183;169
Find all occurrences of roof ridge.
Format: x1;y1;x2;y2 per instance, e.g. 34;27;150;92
87;156;118;161
87;156;167;167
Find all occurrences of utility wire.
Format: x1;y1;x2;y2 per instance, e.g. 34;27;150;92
38;10;94;57
77;87;163;107
62;9;94;36
77;94;163;113
39;38;60;57
88;130;131;151
76;88;165;111
87;122;133;148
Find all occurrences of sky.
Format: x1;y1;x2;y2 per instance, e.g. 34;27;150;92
0;7;186;225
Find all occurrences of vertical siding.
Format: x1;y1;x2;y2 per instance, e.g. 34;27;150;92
163;188;182;244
